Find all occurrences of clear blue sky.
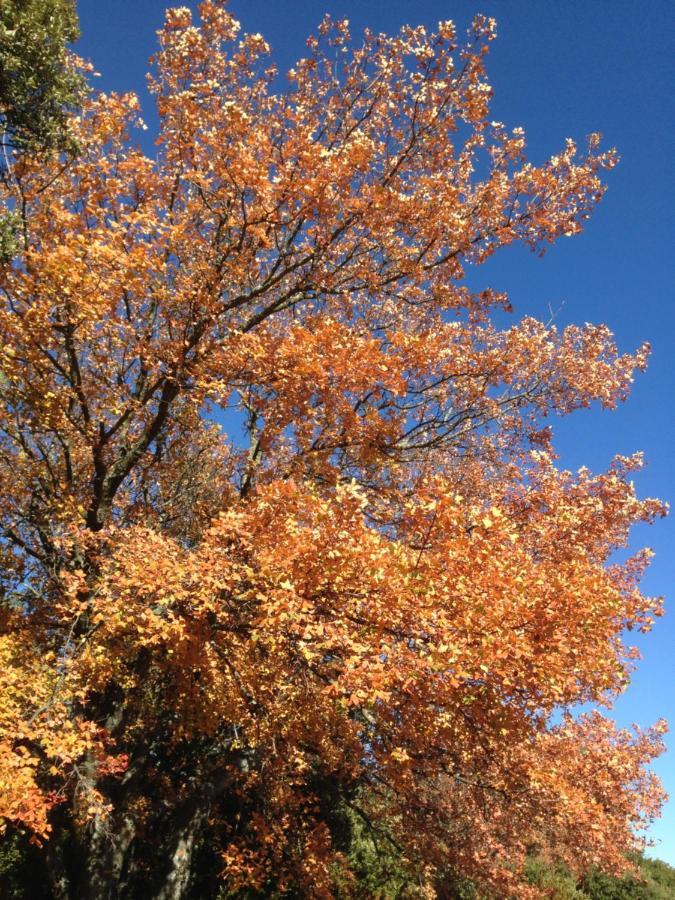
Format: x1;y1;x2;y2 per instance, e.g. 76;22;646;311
75;0;675;863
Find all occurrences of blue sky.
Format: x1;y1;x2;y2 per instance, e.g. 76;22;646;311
75;0;675;863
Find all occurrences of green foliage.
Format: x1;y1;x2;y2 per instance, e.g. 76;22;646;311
331;800;484;899
640;859;675;900
523;854;675;900
0;205;18;261
335;802;422;898
0;0;83;155
0;832;25;900
580;868;648;900
0;831;49;900
525;856;587;898
581;856;675;900
641;856;675;899
0;0;84;262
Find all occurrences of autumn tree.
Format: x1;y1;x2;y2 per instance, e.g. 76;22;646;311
0;3;667;897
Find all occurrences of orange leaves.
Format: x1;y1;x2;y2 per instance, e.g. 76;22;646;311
524;713;668;876
0;741;52;839
0;630;113;839
0;1;666;894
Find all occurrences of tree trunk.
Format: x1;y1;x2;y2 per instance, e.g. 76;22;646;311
45;826;72;900
155;807;206;900
78;813;115;900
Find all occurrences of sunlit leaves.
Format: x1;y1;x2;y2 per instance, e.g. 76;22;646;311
0;2;666;896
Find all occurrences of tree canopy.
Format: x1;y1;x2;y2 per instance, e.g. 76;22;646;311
0;3;666;897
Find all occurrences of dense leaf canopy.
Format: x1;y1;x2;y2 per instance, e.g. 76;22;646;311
0;3;666;897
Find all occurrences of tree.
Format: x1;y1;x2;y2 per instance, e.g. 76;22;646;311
0;0;84;260
0;3;667;897
0;0;82;154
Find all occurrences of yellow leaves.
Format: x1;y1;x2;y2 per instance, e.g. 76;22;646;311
390;747;410;763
